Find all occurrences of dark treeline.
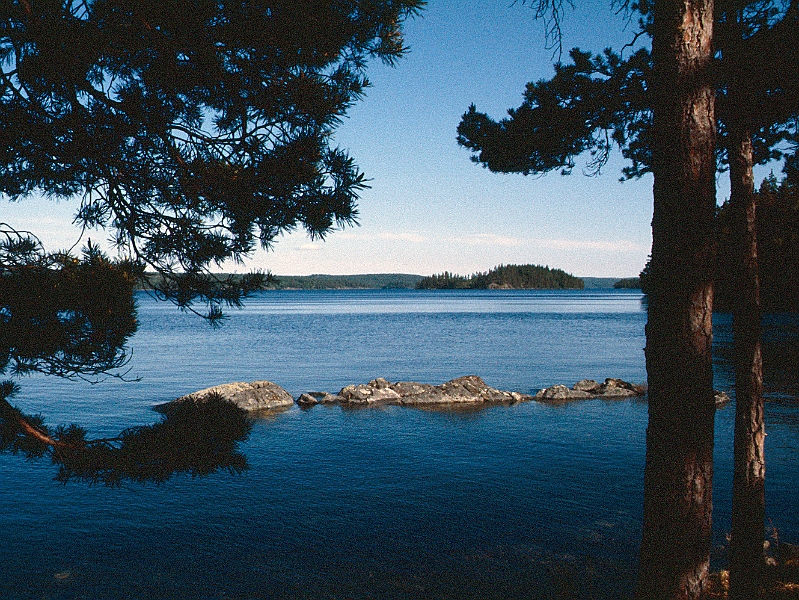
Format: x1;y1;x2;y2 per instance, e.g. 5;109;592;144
416;264;584;290
614;277;642;289
271;274;423;290
716;172;799;312
137;273;423;291
639;170;799;312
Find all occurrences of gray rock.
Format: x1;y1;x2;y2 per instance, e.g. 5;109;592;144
398;375;529;405
390;381;435;397
573;379;601;393
297;393;319;406
535;378;645;402
369;377;391;389
714;390;731;406
339;382;402;404
169;380;294;411
598;387;639;398
333;375;531;406
597;378;646;398
296;391;343;406
535;385;593;401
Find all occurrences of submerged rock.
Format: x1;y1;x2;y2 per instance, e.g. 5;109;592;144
167;380;294;411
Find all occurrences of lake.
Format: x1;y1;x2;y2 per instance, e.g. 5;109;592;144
2;289;798;599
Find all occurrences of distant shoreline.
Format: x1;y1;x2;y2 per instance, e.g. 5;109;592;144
136;273;637;291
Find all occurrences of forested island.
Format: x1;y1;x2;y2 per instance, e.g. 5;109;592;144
415;264;584;290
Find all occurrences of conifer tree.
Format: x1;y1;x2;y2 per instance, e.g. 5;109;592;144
458;0;797;595
0;0;424;483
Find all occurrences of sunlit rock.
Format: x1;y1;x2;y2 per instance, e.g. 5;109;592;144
298;391;342;406
169;381;294;411
335;375;531;406
535;378;646;402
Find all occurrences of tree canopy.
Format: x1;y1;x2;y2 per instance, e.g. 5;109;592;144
1;0;424;315
457;0;798;183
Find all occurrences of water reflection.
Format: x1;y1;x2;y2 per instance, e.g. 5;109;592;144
712;312;799;399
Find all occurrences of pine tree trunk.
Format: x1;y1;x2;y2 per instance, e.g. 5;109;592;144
728;106;766;600
635;0;717;596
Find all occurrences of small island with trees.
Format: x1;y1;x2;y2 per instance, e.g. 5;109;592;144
415;263;584;290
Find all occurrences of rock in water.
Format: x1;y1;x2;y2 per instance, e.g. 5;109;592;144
297;391;344;407
168;381;294;411
336;375;531;406
535;384;593;401
535;378;646;402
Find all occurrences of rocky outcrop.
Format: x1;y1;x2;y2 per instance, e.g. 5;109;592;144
296;391;343;407
535;378;646;402
165;380;294;411
335;375;531;406
167;376;731;413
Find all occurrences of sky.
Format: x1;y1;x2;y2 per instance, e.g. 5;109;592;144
4;0;747;278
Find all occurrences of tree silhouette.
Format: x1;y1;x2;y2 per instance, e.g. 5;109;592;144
1;0;424;484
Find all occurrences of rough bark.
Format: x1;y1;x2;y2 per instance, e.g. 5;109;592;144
727;89;766;600
635;0;717;596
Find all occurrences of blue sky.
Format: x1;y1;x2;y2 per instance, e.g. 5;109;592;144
5;1;710;278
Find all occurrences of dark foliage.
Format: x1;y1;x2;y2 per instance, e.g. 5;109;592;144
269;273;424;289
716;170;799;312
640;168;799;312
457;2;799;182
0;227;252;484
1;226;139;379
1;383;251;486
457;47;652;179
416;263;583;289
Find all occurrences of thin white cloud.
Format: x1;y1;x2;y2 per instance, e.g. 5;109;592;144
531;239;645;252
336;231;428;243
297;242;323;251
449;233;524;247
378;232;428;243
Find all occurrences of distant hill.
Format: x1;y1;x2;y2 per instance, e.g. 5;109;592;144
581;277;621;289
416;264;583;290
613;277;642;289
268;273;423;289
137;272;640;291
136;272;423;291
581;277;641;289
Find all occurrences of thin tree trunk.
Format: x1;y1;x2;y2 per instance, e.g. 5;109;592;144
728;102;766;600
635;0;717;596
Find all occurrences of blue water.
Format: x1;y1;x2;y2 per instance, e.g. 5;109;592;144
1;290;797;599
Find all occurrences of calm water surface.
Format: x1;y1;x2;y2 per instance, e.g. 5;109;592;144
2;290;797;599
